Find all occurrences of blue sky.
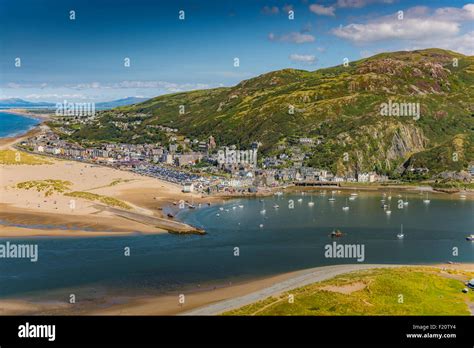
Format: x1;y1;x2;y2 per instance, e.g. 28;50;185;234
0;0;473;102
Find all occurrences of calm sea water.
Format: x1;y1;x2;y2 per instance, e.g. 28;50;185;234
0;112;40;138
0;192;473;298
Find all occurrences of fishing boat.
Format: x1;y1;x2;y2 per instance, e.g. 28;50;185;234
466;235;474;241
330;229;343;238
397;224;404;239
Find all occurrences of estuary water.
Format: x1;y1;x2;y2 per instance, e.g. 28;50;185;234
0;111;40;138
0;192;472;298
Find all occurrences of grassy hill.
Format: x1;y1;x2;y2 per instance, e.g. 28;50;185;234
69;48;474;178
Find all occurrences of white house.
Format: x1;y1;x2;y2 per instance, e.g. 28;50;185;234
182;183;194;193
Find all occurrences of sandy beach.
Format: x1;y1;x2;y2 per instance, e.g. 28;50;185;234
0;130;208;237
0;262;472;315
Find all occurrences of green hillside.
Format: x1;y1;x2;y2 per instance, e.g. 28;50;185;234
68;48;474;178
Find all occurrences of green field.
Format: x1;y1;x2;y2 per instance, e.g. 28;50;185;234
224;268;474;316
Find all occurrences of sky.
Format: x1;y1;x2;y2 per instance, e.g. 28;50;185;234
0;0;473;102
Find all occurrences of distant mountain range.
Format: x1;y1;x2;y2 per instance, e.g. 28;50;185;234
0;98;54;108
0;97;149;109
67;49;474;178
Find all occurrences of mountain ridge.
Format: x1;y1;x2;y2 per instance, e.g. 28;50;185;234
65;48;474;179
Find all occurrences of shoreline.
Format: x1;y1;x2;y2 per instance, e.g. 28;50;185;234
1;262;472;315
0;108;53;121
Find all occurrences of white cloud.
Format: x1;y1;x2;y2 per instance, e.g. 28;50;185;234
269;32;315;43
407;31;474;56
332;19;459;43
261;6;279;15
336;0;394;8
289;54;317;64
309;4;335;16
332;4;474;55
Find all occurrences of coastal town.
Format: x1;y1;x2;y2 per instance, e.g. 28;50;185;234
14;114;403;195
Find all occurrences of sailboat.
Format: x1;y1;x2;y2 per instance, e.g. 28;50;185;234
308;195;314;207
328;192;336;202
342;198;349;211
423;192;431;204
397;224;404;239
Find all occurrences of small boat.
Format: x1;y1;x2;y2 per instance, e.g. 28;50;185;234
330;229;343;238
350;191;358;196
232;206;236;210
274;191;283;196
349;196;356;201
381;199;386;203
219;207;224;211
259;224;264;228
167;213;174;218
397;224;404;239
216;213;220;217
207;202;211;206
260;209;266;215
273;204;280;209
328;192;336;202
342;198;349;211
403;195;409;206
238;205;244;208
423;192;430;204
460;194;466;200
466;235;474;241
188;205;196;209
297;198;303;203
386;209;392;215
308;196;314;207
172;201;177;206
382;204;388;209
